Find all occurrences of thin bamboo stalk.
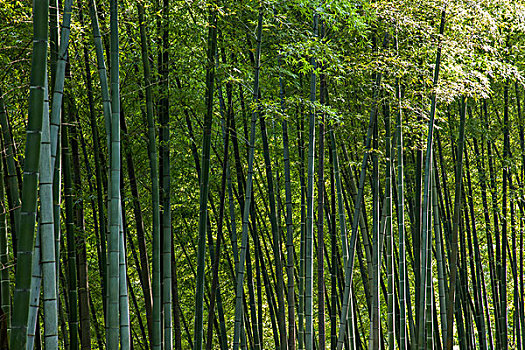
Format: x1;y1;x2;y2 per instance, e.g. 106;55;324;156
444;96;467;350
232;7;263;350
107;0;122;346
193;6;217;350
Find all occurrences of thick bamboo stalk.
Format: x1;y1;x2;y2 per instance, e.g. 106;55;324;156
49;0;73;171
107;0;123;346
159;0;172;345
40;76;59;348
10;0;48;347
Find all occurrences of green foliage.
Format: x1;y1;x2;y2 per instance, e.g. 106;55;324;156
3;0;525;348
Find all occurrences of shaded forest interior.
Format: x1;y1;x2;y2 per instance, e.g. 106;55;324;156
1;0;525;349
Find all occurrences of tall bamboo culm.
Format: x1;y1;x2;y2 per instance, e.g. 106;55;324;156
232;6;263;350
40;75;58;348
107;0;122;347
10;0;48;348
137;2;159;348
193;6;217;350
305;11;318;350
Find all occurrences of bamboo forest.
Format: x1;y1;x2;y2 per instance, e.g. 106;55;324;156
4;0;525;349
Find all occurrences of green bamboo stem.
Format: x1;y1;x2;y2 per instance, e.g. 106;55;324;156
396;73;408;349
370;102;380;350
87;0;110;315
159;0;172;345
336;55;382;350
48;0;69;329
280;57;296;350
49;0;73;171
417;9;446;348
433;167;447;343
385;101;394;350
137;2;160;347
205;83;231;350
10;0;48;347
49;0;59;89
26;228;41;350
259;101;287;350
107;0;122;346
193;6;217;350
444;96;467;350
69;117;91;350
298;111;306;350
317;25;326;349
232;7;263;350
464;144;488;349
305;12;318;350
500;81;510;350
473;112;498;350
79;4;107;343
40;76;58;349
119;210;131;349
0;124;8;346
329;125;355;350
0;88;21;247
486;107;502;348
63;111;79;350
